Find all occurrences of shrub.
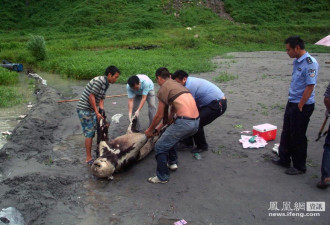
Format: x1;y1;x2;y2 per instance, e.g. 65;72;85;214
26;35;47;61
0;86;23;108
0;67;19;85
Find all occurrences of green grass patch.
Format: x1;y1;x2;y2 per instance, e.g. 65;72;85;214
213;72;238;83
0;86;23;108
0;67;19;85
0;0;328;85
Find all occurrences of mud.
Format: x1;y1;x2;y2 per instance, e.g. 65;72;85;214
0;51;329;225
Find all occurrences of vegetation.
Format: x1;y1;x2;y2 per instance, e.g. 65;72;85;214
213;71;238;83
26;35;47;61
0;0;329;106
0;67;23;107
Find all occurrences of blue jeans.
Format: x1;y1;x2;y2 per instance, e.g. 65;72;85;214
155;117;199;181
321;124;330;180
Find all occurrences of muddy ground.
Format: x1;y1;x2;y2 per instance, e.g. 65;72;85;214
0;51;329;225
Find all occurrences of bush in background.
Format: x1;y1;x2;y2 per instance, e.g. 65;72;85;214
0;67;19;85
26;35;47;61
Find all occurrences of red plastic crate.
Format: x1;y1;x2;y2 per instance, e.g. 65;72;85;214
252;123;277;141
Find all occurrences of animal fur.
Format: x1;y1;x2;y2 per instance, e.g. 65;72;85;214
91;113;158;179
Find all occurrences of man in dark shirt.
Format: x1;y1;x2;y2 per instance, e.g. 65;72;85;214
317;82;330;189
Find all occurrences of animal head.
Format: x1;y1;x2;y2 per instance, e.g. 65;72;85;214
91;157;115;178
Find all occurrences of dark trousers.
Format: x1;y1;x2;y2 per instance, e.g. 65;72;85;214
321;124;330;180
183;99;227;149
279;102;314;170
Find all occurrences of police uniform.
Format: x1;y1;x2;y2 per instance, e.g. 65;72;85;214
279;53;319;171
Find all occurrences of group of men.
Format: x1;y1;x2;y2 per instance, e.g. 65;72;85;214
76;36;329;189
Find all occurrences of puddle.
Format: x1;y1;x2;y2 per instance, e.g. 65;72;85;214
0;72;86;149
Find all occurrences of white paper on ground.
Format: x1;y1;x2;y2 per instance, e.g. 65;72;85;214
239;135;267;148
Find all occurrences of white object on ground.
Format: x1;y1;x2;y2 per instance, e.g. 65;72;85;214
174;219;187;225
18;115;26;118
0;207;25;225
111;114;123;124
239;135;267;148
272;143;280;155
240;130;251;134
27;73;47;86
1;131;12;135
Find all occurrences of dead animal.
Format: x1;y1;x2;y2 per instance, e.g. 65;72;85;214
91;112;159;179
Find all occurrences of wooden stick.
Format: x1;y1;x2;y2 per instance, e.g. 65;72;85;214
57;94;128;103
316;116;328;141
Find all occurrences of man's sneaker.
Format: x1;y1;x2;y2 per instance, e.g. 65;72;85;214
285;167;306;175
148;176;168;184
316;179;330;189
190;147;208;153
272;158;290;168
167;163;178;171
176;143;193;151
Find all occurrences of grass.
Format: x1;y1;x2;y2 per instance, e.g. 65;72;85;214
0;67;23;107
0;0;329;107
0;86;23;107
213;72;238;83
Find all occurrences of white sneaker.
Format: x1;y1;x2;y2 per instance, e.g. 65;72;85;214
148;176;168;184
167;163;178;171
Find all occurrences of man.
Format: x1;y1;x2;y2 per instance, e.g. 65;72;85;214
77;65;120;165
126;74;156;131
317;82;330;189
145;67;199;184
171;70;227;153
272;36;318;175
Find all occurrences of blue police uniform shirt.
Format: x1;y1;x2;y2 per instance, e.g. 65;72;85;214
288;52;318;104
185;77;224;108
126;74;154;98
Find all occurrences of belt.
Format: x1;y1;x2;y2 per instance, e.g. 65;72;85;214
176;116;200;120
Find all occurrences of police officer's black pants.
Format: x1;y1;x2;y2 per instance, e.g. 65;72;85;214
279;102;314;170
183;99;227;149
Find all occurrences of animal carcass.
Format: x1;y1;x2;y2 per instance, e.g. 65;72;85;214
91;113;158;179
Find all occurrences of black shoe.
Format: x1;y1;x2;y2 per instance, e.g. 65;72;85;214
272;159;290;168
285;167;306;175
316;180;330;189
190;147;208;153
176;143;193;151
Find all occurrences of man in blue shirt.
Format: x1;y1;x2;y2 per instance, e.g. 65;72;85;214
273;36;319;175
127;74;156;131
172;70;227;153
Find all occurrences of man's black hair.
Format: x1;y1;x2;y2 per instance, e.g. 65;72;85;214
171;70;189;80
155;67;170;79
285;36;305;50
127;75;140;88
104;65;120;76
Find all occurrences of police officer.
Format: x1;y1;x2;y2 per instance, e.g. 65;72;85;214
272;36;319;175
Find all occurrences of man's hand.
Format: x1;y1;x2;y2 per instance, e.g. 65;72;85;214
298;102;303;112
134;109;140;118
96;112;104;121
145;128;154;137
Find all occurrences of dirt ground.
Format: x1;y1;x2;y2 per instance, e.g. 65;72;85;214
0;51;329;225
